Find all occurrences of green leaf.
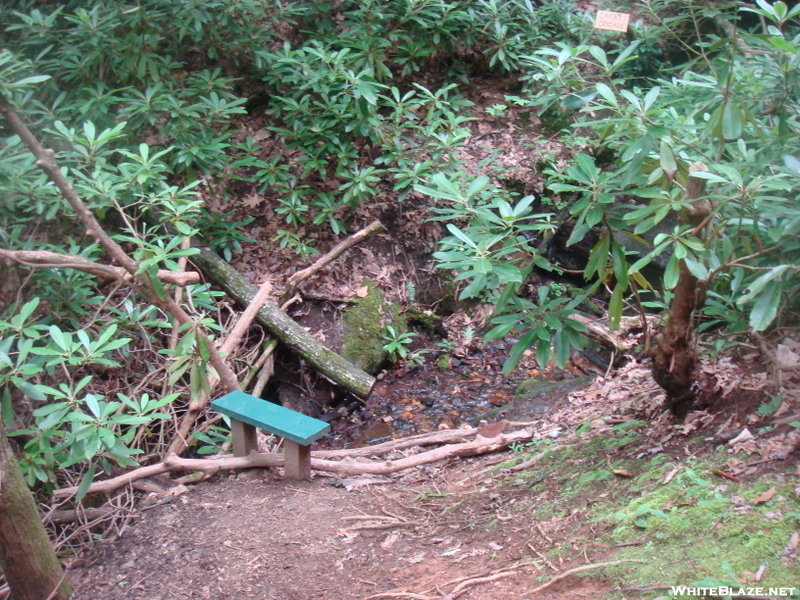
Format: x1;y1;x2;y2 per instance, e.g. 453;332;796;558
721;101;742;140
2;388;13;428
553;329;570;368
659;139;677;178
446;224;478;248
749;280;781;331
460;273;487;300
11;377;47;401
75;464;97;503
683;256;708;280
595;83;616;106
611;241;629;289
737;265;790;305
608;283;624;330
535;338;551;369
504;329;537;374
560;90;596;110
664;253;680;290
585;233;610;280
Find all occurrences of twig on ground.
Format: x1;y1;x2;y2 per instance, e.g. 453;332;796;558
535;522;553;545
361;592;435;600
525;560;642;597
279;220;383;306
510;445;571;473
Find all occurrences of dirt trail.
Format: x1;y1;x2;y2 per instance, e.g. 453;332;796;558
70;459;608;600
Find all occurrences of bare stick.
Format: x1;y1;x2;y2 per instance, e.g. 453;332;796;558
166;277;273;456
524;560;642;597
279;220;383;305
440;571;517;600
0;249;200;286
55;428;533;497
313;427;479;459
53;453;283;497
361;593;434;600
311;429;534;476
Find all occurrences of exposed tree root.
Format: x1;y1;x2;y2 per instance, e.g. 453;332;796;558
524;559;642;597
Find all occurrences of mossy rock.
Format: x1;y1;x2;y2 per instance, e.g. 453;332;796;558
341;280;406;374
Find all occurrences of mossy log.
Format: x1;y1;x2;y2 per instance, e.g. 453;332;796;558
191;248;376;399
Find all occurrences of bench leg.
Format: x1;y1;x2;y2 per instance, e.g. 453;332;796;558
231;419;258;457
283;440;311;480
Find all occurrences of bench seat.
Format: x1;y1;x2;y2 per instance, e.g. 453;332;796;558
211;391;330;480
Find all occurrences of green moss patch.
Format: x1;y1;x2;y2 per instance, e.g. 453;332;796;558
341;280;406;374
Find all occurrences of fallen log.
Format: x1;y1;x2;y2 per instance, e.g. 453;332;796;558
53;428;534;497
191;247;376;399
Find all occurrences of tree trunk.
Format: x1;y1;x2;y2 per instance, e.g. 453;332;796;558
0;422;72;600
191;248;376;399
651;163;711;419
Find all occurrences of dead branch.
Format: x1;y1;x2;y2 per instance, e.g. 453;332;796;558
192;247;375;398
42;507;117;524
55;428;533;497
280;220;383;306
53;453;283;498
313;427;479;459
311;429;534;476
0;249;199;286
568;315;659;352
439;571;517;600
166;277;273;457
509;445;571;473
524;560;642;597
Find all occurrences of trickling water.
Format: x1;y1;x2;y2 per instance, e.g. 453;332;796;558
319;349;555;448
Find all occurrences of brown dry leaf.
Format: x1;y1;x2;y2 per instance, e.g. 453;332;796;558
242;193;264;208
754;487;776;505
355;286;369;298
613;469;633;478
664;468;679;484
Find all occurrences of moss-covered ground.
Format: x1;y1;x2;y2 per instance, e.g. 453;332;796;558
491;422;800;597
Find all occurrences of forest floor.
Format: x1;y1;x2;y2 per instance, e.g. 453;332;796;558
68;354;800;600
63;61;800;600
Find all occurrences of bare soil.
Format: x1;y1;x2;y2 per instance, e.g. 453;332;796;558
69;458;609;600
67;351;800;600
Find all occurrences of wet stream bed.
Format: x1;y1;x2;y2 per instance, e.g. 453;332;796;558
317;340;598;449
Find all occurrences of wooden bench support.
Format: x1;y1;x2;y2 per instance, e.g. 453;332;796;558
283;440;311;480
211;391;330;481
231;419;258;458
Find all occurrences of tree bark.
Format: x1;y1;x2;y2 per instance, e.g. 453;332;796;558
651;163;711;419
0;422;72;600
191;248;376;399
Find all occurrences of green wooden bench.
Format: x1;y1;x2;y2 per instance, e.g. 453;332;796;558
211;391;330;480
